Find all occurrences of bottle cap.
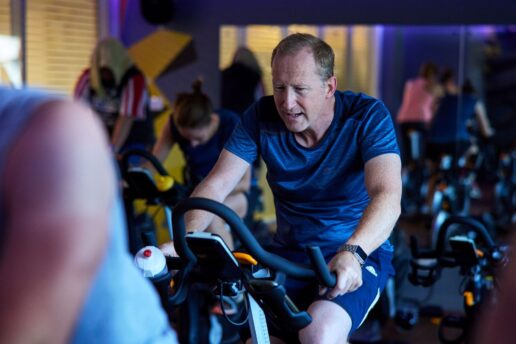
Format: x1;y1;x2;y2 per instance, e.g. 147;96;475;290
134;246;167;278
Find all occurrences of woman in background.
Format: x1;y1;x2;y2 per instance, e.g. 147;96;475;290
396;62;443;163
153;80;250;250
427;70;494;161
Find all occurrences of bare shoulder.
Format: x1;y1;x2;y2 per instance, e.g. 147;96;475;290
27;99;108;151
4;99;115;225
0;98;113;344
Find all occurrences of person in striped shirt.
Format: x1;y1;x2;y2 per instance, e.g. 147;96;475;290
74;37;155;154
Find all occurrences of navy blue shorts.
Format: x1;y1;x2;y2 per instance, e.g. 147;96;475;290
268;246;394;339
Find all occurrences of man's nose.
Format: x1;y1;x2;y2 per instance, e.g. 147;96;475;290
284;89;296;110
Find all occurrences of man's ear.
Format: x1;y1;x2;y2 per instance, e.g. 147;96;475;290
326;76;337;98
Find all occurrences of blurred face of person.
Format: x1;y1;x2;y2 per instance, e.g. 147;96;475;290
177;126;211;148
272;47;336;138
99;67;116;90
176;115;217;148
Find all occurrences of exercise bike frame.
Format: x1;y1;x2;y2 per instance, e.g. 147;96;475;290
169;197;337;343
410;216;506;343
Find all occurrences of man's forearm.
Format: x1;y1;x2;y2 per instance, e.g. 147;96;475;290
345;192;401;255
185;180;230;232
232;168;251;194
180;149;251;235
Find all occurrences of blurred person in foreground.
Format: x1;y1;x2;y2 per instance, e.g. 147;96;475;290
0;86;176;343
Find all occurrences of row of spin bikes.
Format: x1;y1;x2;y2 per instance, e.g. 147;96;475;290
120;149;511;343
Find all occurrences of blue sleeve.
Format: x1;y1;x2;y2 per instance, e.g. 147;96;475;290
358;100;400;163
219;109;240;143
224;103;259;164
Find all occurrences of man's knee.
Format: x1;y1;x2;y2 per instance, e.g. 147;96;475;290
299;300;351;344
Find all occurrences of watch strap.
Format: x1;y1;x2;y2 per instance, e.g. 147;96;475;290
337;244;368;265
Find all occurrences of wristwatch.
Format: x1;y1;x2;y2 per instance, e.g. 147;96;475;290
337;244;368;266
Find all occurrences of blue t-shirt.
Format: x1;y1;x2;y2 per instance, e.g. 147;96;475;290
225;91;399;253
428;93;477;144
171;109;240;184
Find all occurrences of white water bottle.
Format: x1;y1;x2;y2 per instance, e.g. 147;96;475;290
134;246;168;279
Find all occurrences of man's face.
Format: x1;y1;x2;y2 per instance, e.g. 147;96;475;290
272;48;333;134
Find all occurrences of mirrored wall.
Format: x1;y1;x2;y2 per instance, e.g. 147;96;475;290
465;26;516;149
219;24;515;150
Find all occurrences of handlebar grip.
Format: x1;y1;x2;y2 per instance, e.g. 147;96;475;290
306;246;336;287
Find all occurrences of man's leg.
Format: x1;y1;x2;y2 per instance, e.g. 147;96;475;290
299;248;392;344
299;300;352;344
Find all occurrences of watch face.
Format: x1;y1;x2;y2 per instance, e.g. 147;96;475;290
355;246;368;261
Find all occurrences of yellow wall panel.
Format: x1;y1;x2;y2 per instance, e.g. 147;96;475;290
128;28;192;80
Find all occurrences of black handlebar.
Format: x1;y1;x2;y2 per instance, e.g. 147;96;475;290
437;216;505;266
120;148;169;176
172;197;336;287
410;215;505;287
412;216;501;262
435;216;496;256
306;246;337;287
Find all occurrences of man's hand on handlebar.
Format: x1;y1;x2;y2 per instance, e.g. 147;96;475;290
320;251;363;299
160;241;178;257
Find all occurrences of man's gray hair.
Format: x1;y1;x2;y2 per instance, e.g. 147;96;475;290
271;33;334;80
